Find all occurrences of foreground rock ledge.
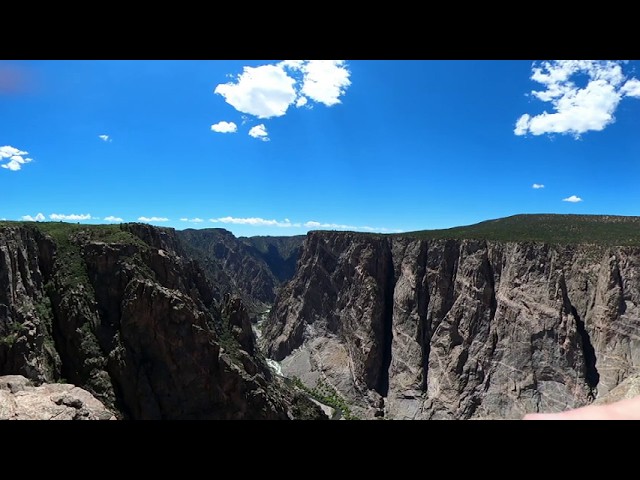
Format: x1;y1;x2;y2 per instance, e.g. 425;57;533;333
0;375;116;420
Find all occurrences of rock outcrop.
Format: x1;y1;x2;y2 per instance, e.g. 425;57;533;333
262;231;640;419
0;223;322;420
0;375;115;420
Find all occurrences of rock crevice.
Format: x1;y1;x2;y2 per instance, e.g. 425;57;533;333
262;233;640;419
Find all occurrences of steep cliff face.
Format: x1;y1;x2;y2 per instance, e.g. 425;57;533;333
0;227;60;383
262;231;640;419
176;229;304;316
0;223;323;420
240;235;305;284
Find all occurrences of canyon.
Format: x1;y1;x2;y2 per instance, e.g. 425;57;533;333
1;214;639;419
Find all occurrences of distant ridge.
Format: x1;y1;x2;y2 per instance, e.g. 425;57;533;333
401;214;640;246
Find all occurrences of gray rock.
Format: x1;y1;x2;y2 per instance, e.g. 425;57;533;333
0;224;310;420
0;375;116;420
262;231;640;419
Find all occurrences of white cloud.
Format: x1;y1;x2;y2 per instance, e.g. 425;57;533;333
562;195;583;203
22;213;45;222
208;215;398;233
0;146;28;158
104;216;123;222
304;220;357;230
180;217;204;223
514;114;531;136
248;124;269;141
98;134;111;142
0;145;33;171
303;220;397;233
49;213;91;221
213;216;300;228
515;60;640;138
621;78;640;98
210;121;237;133
297;60;351;107
213;60;351;130
532;183;545;189
214;64;298;119
138;216;169;222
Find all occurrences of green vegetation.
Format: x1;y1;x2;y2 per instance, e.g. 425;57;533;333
35;296;53;321
6;222;149;291
400;214;640;246
292;376;360;420
0;321;28;346
217;315;241;357
33;222;142;245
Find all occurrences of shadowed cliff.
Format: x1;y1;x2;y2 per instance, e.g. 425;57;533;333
0;222;322;419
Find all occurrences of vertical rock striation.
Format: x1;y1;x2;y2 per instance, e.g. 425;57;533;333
262;232;640;419
0;223;322;419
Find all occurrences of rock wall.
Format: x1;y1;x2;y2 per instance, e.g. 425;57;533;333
0;224;319;419
262;232;640;419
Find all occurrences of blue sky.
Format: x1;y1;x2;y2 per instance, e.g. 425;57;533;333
2;60;639;237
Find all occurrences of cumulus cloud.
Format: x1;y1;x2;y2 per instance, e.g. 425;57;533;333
515;60;640;138
213;60;351;130
0;145;33;171
98;134;111;142
621;78;640;98
104;216;123;222
49;213;91;221
296;60;352;107
210;121;237;133
138;216;169;222
532;183;545;189
562;195;583;203
248;124;269;141
180;217;204;223
212;217;300;227
214;64;298;119
21;213;45;222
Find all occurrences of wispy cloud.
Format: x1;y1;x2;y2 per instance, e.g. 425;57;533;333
21;213;45;221
98;134;111;142
515;60;640;138
180;217;204;223
213;60;351;141
49;213;91;221
104;215;123;222
138;216;169;222
248;124;269;141
562;195;583;203
0;145;33;171
532;183;545;189
207;216;398;232
211;217;300;227
210;121;237;133
304;220;399;233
